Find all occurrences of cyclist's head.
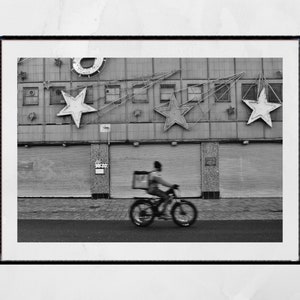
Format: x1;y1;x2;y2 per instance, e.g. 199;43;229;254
154;161;162;171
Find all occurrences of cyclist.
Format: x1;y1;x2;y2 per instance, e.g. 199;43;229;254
147;161;179;219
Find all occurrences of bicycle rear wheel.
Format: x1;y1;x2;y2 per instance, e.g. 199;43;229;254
129;200;155;227
171;200;197;227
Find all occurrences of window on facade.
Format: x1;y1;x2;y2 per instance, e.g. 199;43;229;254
241;84;258;100
71;86;94;104
268;83;282;103
133;84;148;103
23;87;39;105
241;83;282;103
105;85;121;104
50;86;66;105
187;84;203;102
214;84;231;102
160;84;176;102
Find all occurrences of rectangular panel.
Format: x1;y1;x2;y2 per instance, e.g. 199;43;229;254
18;58;44;82
153;58;180;79
71;124;99;141
263;58;282;79
265;122;282;138
219;143;282;197
110;144;201;198
208;58;234;78
45;58;71;82
182;123;210;140
154;123;183;141
181;58;208;79
18;145;91;196
18;125;43;142
235;58;262;79
211;122;237;139
126;58;153;78
237;121;264;139
44;124;72;142
99;58;126;80
128;123;155;140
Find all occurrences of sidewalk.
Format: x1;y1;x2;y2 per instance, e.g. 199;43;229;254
18;197;282;221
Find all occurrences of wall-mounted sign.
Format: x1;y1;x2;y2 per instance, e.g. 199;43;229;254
72;57;106;77
205;157;217;166
95;159;108;175
100;124;111;132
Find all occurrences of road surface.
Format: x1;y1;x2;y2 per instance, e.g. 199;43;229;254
18;219;282;242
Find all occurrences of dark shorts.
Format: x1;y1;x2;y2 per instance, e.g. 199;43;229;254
148;187;169;201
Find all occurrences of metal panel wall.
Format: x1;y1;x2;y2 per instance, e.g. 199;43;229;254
110;144;201;198
18;145;91;196
17;58;283;143
219;143;282;197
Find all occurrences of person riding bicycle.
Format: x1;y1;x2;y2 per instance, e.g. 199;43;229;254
147;161;179;219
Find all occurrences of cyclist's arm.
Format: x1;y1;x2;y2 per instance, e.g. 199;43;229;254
152;174;173;188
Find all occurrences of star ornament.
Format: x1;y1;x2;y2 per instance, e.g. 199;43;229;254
242;87;281;127
154;94;193;131
57;88;97;128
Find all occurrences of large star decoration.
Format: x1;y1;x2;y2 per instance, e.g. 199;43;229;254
154;94;194;131
57;88;97;128
242;87;281;127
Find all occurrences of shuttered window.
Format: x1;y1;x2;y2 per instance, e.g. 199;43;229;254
133;84;148;102
50;86;66;105
23;87;39;105
214;84;231;102
105;85;121;104
268;83;282;103
18;145;91;197
187;84;203;102
110;144;201;198
242;84;258;100
160;84;175;102
219;143;282;197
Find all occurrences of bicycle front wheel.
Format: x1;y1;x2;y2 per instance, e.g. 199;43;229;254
129;200;155;227
171;201;197;227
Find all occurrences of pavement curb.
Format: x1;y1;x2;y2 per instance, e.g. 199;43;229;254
18;197;282;221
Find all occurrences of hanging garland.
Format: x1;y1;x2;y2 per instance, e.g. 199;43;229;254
179;72;245;129
87;69;180;124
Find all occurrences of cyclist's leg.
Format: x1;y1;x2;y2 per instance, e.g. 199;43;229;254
149;188;169;212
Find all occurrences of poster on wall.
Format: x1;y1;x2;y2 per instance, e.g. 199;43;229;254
1;39;298;262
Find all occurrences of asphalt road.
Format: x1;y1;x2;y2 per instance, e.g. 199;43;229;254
18;219;282;242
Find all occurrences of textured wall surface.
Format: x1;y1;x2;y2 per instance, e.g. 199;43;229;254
90;144;110;195
201;142;219;193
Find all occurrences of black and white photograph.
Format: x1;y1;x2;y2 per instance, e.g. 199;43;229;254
16;56;283;242
1;39;298;261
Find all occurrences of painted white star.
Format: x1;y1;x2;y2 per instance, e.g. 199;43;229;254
57;88;97;128
242;87;281;127
154;93;193;131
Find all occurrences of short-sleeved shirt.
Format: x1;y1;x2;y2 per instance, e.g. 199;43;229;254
148;171;161;190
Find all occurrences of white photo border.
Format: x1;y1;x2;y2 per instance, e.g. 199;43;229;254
2;39;298;261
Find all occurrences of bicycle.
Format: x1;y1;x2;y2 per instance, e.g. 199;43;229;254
129;187;198;227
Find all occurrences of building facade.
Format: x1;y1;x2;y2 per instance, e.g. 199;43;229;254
17;58;282;198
